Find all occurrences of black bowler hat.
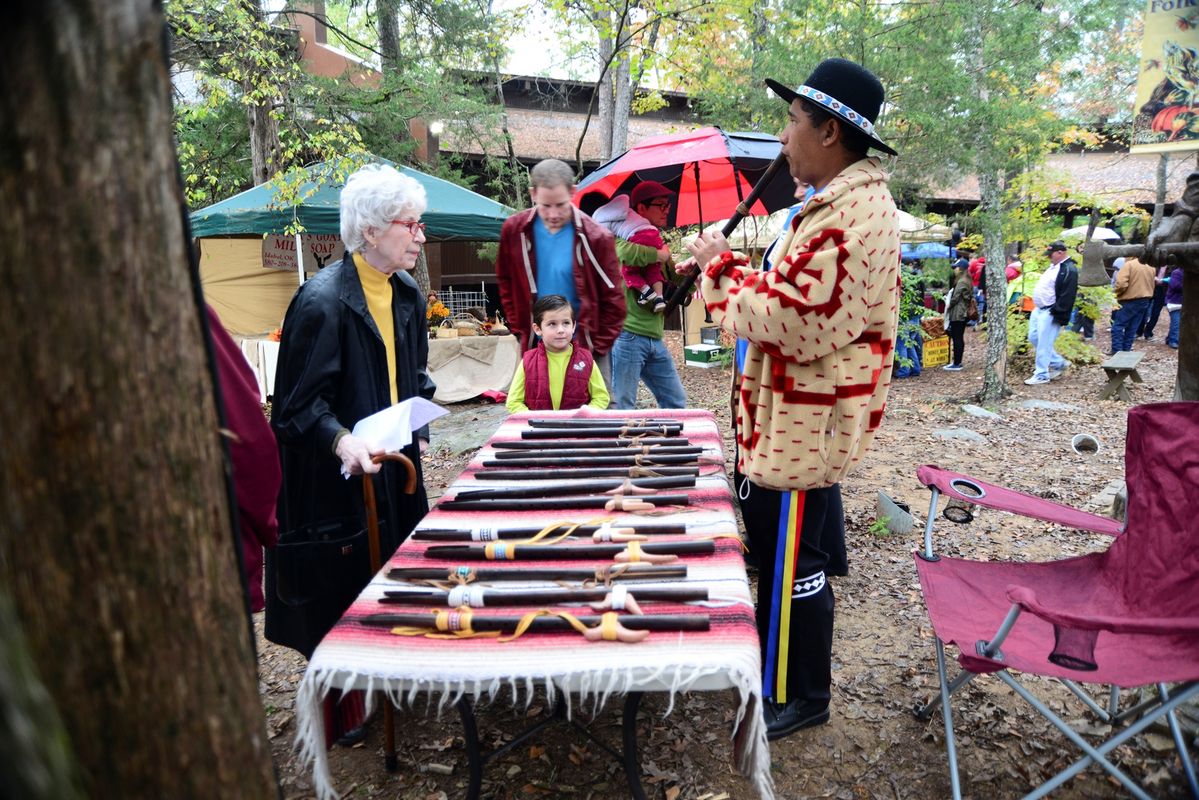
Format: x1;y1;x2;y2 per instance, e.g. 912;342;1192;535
765;58;897;156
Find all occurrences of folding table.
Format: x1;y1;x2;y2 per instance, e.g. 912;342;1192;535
294;408;773;799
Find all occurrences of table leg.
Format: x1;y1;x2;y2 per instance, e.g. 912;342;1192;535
621;692;650;800
456;697;484;800
1101;370;1122;401
384;702;397;772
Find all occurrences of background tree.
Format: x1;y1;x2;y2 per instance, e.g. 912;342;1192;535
0;2;277;796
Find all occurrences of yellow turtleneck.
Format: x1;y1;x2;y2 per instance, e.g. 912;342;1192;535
353;252;398;405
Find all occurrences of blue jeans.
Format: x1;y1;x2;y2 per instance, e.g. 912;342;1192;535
1027;307;1067;380
1111;297;1150;352
610;331;687;409
1167;308;1182;348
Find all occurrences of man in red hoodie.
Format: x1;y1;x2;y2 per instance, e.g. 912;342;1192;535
495;159;626;389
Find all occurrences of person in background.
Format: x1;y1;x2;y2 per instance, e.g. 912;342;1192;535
506;294;609;412
685;58;901;741
1110;256;1156;353
1024;240;1078;385
207;305;280;614
944;261;973;371
1165;265;1184;349
494;159;625;389
267;163;435;747
605;180;688;410
1138;264;1169;340
591;181;676;313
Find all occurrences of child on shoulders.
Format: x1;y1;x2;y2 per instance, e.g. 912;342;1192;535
506;295;610;412
588;182;675;313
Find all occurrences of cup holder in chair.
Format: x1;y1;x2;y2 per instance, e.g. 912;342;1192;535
943;479;985;524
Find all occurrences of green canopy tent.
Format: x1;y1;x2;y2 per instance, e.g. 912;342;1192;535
190;158;512;337
190;157;510;241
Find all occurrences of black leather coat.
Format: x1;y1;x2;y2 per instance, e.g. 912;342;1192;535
264;256;434;657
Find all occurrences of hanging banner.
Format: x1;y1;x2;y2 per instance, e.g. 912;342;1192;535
261;234;345;273
1131;1;1199;153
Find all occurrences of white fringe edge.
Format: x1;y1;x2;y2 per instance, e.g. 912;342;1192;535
296;662;774;800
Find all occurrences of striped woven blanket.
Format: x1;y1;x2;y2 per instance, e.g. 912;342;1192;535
295;408;772;799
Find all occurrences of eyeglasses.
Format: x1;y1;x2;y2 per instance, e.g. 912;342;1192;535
390;220;427;235
648;200;672;210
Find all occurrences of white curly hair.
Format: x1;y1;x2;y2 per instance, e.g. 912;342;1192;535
339;164;428;252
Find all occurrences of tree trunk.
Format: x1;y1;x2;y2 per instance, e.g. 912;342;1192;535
0;3;277;797
1152;153;1169;231
595;24;615;161
242;0;282;185
377;0;402;74
611;47;632;156
0;588;84;800
978;169;1010;403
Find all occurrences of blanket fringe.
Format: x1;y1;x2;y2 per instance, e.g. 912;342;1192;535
296;661;774;800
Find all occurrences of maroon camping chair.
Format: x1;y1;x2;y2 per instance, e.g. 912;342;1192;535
912;401;1199;799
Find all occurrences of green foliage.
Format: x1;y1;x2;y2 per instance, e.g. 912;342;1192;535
1076;285;1116;322
868;518;890;537
168;0;523;213
1055;329;1103;366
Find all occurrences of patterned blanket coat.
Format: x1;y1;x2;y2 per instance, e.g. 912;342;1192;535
701;158;901;491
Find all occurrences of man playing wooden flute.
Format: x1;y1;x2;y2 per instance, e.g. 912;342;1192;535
685;58;901;740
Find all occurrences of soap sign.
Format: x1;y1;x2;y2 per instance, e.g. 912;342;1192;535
262;234;345;273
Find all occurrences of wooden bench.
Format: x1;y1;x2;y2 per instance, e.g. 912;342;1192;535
1099;351;1145;401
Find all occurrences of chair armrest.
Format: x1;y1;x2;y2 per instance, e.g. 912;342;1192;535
917;464;1124;537
1006;586;1199;636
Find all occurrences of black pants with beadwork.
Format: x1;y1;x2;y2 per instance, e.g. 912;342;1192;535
736;471;847;708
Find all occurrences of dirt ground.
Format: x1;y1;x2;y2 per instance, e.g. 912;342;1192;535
258;327;1195;800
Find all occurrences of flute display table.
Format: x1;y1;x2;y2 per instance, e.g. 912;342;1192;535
295;408;772;799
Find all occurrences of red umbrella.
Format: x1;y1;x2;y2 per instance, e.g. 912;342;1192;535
574;126;797;228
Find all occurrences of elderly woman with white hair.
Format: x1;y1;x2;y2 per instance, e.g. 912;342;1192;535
265;164;435;744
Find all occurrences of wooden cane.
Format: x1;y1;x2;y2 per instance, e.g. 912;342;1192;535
663;150;789;315
363;452;417;773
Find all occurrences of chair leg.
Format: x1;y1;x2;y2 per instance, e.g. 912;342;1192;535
915;667;976;721
999;672;1154;800
933;637;964;800
1020;682;1199;800
1060;679;1115;723
1158;683;1199;798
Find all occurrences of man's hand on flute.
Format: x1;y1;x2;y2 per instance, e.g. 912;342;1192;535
685;230;733;272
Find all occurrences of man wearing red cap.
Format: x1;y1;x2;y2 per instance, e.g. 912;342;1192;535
686;58;901;740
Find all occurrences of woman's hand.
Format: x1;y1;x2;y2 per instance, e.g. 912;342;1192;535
335;433;382;475
685;231;732;271
657;246;672;263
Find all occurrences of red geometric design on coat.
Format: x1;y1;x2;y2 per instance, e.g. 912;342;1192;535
763;228;853;319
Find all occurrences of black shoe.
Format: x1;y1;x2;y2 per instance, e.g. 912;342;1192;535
763;700;830;740
334;723;368;747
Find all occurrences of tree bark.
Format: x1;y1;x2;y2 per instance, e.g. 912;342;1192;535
1152;153;1169;231
611;47;632;157
978;169;1010;403
242;0;282;185
0;2;277;797
595;14;616;162
377;0;402;74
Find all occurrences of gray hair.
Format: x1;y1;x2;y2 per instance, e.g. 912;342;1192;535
529;159;575;190
339;164;427;252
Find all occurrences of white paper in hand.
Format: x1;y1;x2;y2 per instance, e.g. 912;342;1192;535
342;397;448;478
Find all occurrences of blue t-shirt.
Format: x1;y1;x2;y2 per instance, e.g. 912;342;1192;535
533;216;578;312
